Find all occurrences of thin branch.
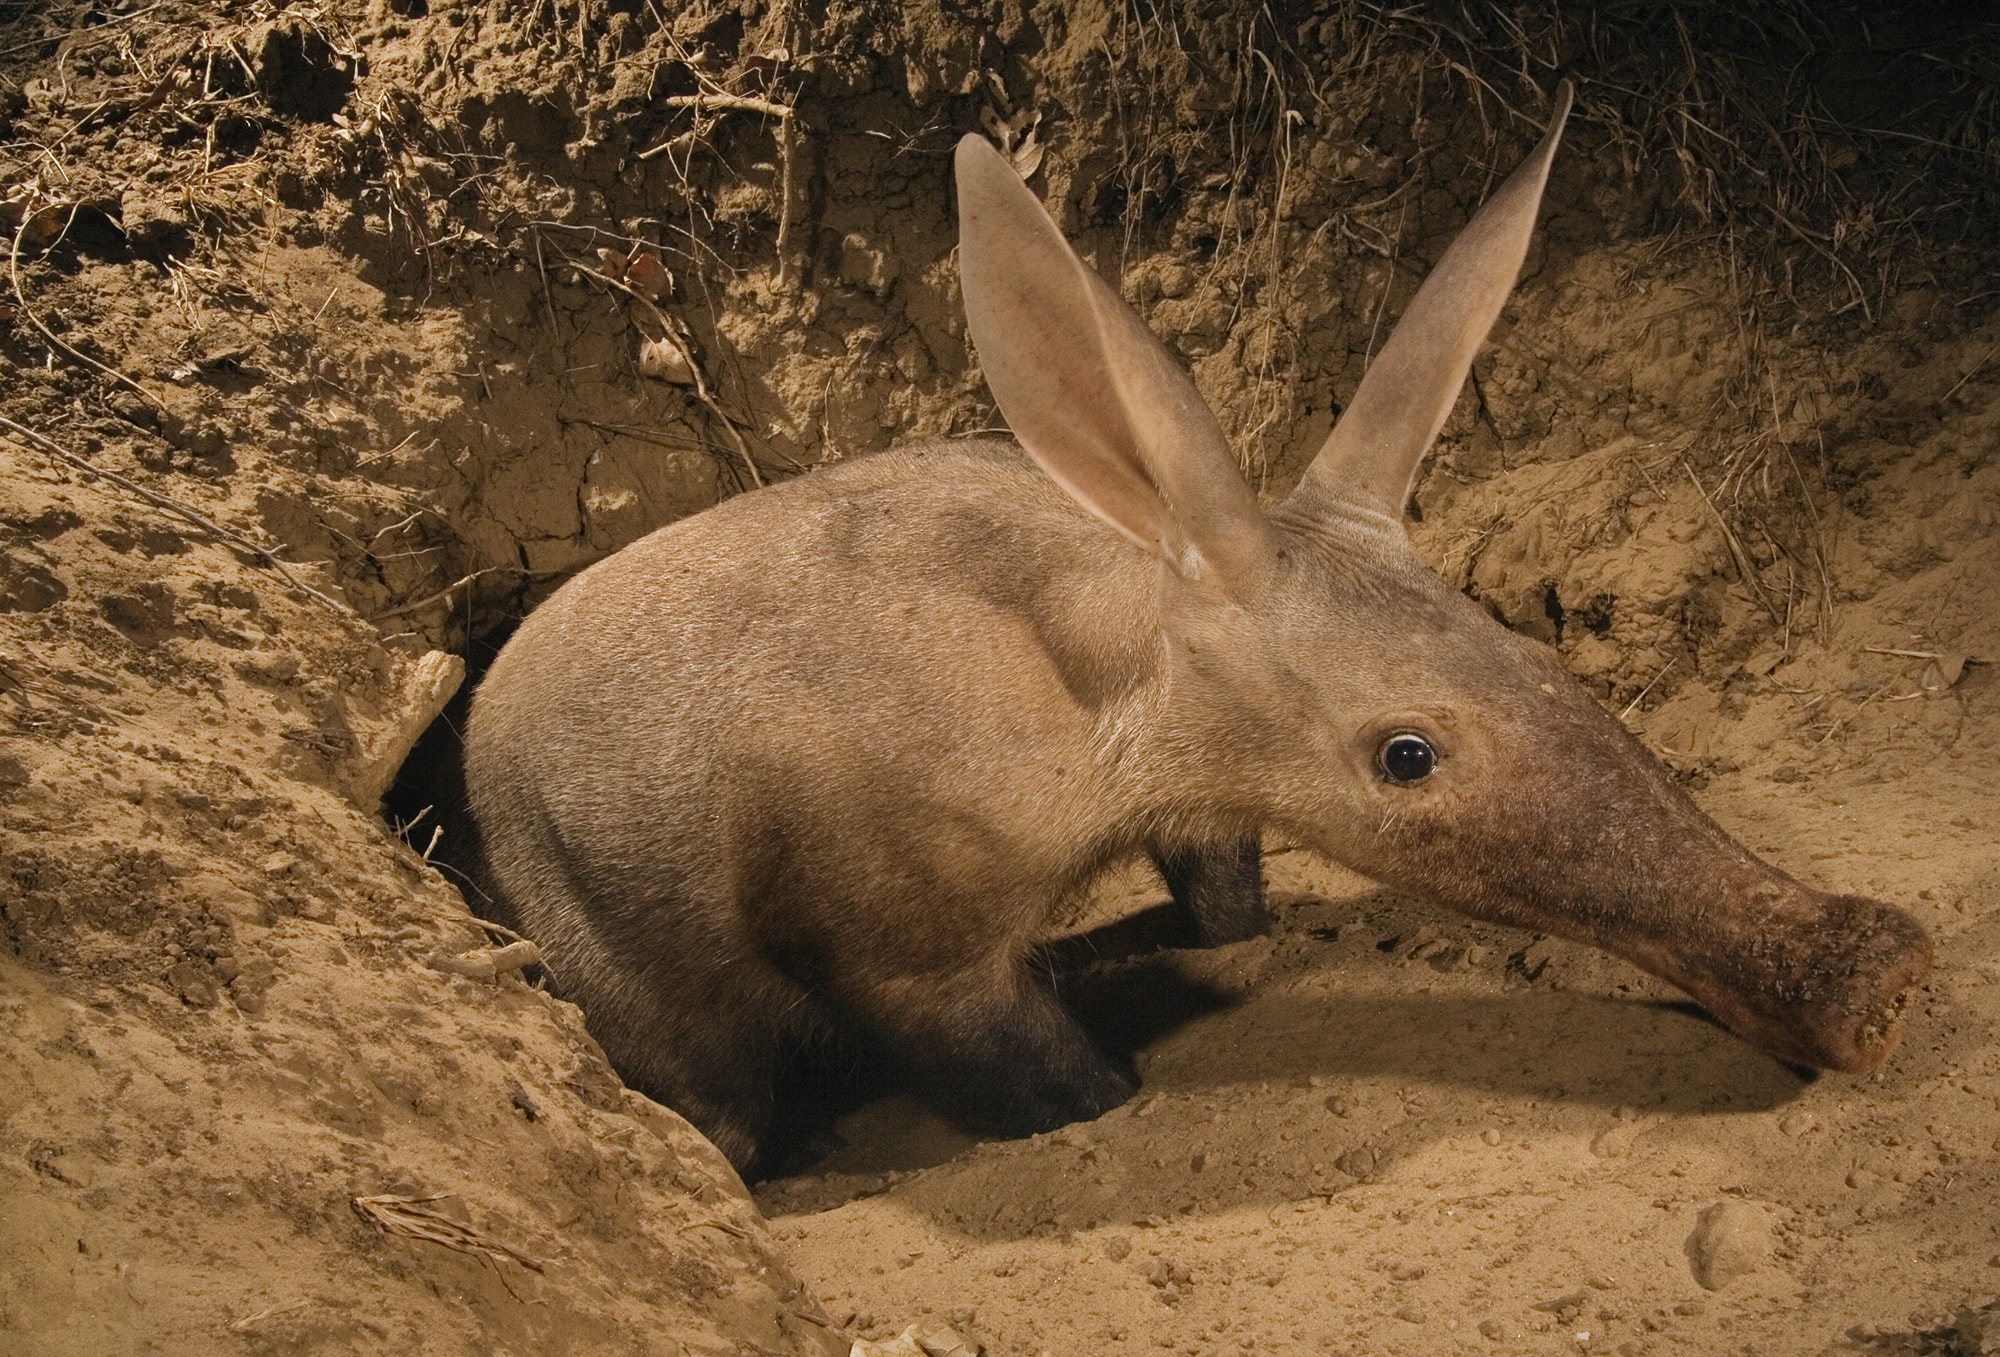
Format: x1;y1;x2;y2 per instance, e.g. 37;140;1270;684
637;92;797;281
1941;341;1999;403
562;253;766;487
351;1194;545;1273
657;92;793;121
372;570;493;621
9;203;170;414
1683;462;1780;623
0;417;347;614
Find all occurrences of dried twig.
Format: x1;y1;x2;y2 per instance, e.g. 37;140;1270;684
1941;341;2000;403
1620;656;1677;720
474;916;536;948
0;416;347;614
8;202;170;414
227;1299;311;1332
351;1194;545;1273
1763;204;1873;323
0;655;37;707
657;92;793;121
1790;411;1838;647
372;569;494;622
563;253;766;488
0;3;159;60
638;92;797;280
1816;683;1887;746
1683;462;1779;622
427;940;542;982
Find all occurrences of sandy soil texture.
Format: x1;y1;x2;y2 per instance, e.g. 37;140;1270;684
2;2;1996;1355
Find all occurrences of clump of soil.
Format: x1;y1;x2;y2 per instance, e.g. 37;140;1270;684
2;1;1998;1354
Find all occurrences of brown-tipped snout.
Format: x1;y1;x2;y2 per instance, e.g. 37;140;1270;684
1663;892;1931;1073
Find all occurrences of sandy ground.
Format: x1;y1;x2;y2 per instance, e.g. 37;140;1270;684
767;753;2000;1355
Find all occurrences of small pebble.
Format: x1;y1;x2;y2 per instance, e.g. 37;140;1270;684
1685;1199;1773;1290
1394;1305;1426;1324
1482;1128;1502;1146
1334;1146;1377;1177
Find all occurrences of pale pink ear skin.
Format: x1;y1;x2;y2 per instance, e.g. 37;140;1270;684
954;133;1277;595
1283;81;1573;525
954;82;1573;594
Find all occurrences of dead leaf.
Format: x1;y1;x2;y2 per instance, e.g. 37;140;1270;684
637;334;696;385
1741;645;1785;677
1008;133;1044;180
849;1323;981;1357
625;250;672;301
978;90;1044;180
21;204;70;250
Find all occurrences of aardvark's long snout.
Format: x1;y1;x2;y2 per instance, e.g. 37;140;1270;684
1470;816;1937;1070
1390;716;1935;1073
1615;885;1931;1073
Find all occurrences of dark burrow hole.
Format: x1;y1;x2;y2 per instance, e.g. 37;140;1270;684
257;24;357;124
1578;591;1616;635
383;624;509;922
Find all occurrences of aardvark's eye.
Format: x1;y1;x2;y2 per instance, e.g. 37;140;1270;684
1377;732;1438;785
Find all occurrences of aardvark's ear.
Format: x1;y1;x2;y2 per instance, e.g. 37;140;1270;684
955;134;1276;591
1284;81;1573;528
